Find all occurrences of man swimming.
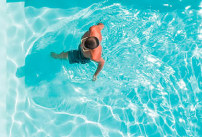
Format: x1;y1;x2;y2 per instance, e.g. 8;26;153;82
51;23;105;81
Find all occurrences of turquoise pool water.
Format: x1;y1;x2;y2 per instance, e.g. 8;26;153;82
6;0;202;136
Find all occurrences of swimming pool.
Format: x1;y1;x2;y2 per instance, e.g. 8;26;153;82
5;0;202;136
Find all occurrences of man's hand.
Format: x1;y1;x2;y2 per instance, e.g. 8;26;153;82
92;75;97;81
97;22;104;30
91;58;105;81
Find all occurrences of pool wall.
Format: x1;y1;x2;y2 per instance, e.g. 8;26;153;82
0;0;7;137
6;2;26;136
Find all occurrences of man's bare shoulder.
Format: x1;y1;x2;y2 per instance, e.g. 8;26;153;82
90;23;104;31
90;46;102;62
89;25;99;32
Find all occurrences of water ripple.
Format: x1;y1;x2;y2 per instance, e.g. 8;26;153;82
7;1;202;137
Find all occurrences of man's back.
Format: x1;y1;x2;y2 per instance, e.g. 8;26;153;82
51;23;105;81
81;24;104;62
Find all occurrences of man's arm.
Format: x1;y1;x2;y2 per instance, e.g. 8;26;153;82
93;58;105;81
97;23;104;30
82;23;104;39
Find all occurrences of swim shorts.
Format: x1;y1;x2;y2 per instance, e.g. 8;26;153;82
68;47;90;64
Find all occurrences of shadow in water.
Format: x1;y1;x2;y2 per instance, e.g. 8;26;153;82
16;33;76;89
16;47;62;88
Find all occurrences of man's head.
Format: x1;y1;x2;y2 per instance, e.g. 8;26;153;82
84;37;99;49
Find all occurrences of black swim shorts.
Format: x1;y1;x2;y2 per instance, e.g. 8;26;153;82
68;47;90;64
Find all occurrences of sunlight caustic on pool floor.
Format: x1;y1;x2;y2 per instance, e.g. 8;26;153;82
6;0;202;137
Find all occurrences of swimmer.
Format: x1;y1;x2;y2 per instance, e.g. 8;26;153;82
51;23;105;81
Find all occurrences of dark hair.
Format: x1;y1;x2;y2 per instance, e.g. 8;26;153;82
84;37;99;49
